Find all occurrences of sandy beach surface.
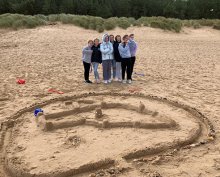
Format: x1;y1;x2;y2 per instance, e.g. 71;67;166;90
0;25;220;177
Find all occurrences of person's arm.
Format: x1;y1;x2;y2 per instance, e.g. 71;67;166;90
129;40;137;56
98;49;102;64
121;44;131;56
133;41;137;53
109;43;114;54
82;47;93;54
91;46;95;62
118;44;126;57
100;44;110;54
113;43;117;55
118;44;122;56
128;40;137;49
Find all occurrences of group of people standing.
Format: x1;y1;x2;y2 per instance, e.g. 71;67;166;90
82;33;137;84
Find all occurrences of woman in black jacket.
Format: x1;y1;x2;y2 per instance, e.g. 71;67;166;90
113;35;122;82
91;38;102;84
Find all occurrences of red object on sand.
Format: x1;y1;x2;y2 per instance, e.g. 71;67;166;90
17;79;26;84
128;87;142;93
48;89;64;94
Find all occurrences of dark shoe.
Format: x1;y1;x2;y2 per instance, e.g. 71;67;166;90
85;80;92;84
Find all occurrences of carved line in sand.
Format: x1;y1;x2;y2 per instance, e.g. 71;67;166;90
36;102;177;131
0;92;215;177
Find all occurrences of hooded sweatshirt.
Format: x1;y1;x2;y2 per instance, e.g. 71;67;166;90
100;34;114;61
118;42;131;59
128;39;137;57
91;44;102;63
113;41;122;62
82;46;93;63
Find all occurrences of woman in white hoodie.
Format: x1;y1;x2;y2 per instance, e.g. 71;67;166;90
100;34;114;84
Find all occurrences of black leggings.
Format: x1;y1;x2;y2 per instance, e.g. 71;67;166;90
83;61;91;81
121;58;131;80
131;56;136;79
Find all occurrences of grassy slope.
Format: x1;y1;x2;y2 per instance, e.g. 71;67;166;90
0;13;220;32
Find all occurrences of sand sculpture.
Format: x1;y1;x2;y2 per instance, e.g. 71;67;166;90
0;92;215;177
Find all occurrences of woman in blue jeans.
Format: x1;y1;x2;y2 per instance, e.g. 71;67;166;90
91;38;102;84
110;34;116;80
113;35;122;82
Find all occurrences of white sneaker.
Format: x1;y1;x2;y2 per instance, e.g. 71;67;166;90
108;79;112;83
118;79;122;82
128;80;132;84
103;80;108;84
114;78;118;82
122;80;127;84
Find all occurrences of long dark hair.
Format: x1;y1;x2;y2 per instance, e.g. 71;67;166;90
94;38;100;46
115;35;121;43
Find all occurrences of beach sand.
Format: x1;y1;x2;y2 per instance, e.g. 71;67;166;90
0;25;220;177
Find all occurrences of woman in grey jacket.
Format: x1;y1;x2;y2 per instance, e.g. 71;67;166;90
100;34;114;84
82;40;93;83
118;35;132;84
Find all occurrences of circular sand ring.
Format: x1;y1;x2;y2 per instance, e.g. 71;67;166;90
0;92;215;177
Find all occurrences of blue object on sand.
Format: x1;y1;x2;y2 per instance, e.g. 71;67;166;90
34;108;43;117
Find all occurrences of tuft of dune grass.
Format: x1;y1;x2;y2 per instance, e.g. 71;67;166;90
0;13;47;30
0;13;220;32
213;22;220;30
